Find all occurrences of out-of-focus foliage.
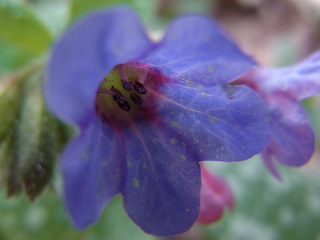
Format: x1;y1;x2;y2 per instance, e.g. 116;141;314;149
70;0;157;30
70;0;133;20
0;1;57;77
0;158;320;240
0;39;34;77
0;3;52;55
202;159;320;240
0;189;156;240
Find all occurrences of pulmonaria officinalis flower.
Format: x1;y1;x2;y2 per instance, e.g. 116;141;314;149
237;51;320;179
197;164;234;224
45;7;271;236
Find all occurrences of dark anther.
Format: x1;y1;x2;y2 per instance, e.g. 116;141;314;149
117;101;131;112
130;93;143;106
133;81;147;94
122;81;133;91
111;86;131;112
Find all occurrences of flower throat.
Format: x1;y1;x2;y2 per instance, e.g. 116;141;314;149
95;63;167;126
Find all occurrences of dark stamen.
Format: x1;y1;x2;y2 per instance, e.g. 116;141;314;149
130;93;143;106
111;87;131;112
133;81;147;94
122;81;133;91
117;101;131;112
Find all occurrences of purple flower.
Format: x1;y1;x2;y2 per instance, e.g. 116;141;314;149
237;51;320;179
45;7;270;236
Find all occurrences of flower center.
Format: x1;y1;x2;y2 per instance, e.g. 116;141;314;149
95;63;166;127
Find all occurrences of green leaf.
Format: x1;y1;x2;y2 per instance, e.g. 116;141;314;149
0;59;43;142
70;0;134;20
0;62;42;198
0;134;23;197
19;112;57;201
0;77;22;141
0;39;34;77
0;65;68;200
0;3;52;55
70;0;160;34
15;71;58;201
26;0;70;37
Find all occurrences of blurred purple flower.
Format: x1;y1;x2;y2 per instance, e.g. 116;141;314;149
197;164;234;224
237;51;320;179
45;7;270;236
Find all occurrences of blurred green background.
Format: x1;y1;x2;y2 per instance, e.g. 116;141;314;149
0;0;320;239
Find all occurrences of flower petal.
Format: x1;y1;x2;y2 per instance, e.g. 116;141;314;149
153;83;270;162
261;150;282;181
122;123;201;236
142;15;256;86
262;94;315;167
291;50;320;100
45;7;153;127
247;50;320;101
61;116;124;228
